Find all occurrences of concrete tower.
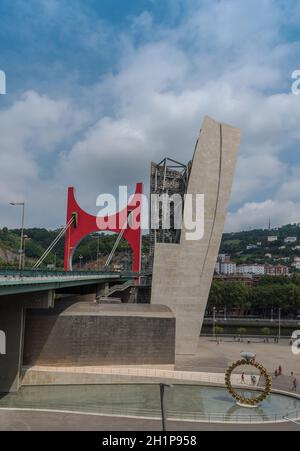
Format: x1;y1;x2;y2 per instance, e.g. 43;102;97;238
151;116;241;355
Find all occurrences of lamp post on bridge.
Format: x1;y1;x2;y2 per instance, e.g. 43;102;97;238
9;201;25;271
22;235;30;270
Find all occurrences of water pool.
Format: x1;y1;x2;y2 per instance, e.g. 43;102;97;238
0;385;299;423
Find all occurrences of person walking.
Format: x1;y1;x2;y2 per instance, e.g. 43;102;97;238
241;372;245;384
292;378;298;392
278;365;282;375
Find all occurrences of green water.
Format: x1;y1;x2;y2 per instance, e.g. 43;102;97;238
0;385;299;422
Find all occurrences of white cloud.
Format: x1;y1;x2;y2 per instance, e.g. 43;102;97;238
1;0;300;231
226;199;300;232
0;91;87;209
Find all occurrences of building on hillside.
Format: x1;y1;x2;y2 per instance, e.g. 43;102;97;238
278;257;289;262
237;264;265;275
268;236;278;242
220;262;237;274
292;257;300;270
215;254;236;274
264;264;289;276
218;253;231;263
265;253;272;259
246;244;258;250
284;237;297;244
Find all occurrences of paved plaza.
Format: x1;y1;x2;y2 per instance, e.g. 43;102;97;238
177;337;300;392
0;336;299;431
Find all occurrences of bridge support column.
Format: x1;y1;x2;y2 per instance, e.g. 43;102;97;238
0;290;55;393
0;299;25;393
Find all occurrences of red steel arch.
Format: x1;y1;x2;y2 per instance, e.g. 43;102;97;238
64;183;143;272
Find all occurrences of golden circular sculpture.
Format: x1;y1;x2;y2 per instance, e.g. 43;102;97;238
225;358;272;407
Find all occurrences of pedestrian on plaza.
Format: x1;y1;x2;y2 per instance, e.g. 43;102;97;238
278;365;282;375
292;378;298;392
252;375;257;386
275;369;278;377
241;373;245;384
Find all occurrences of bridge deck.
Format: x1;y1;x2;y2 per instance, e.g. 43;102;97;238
0;270;136;296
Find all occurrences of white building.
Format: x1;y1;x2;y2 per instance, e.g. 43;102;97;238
246;244;258;250
268;236;278;242
284;237;297;243
292;257;300;270
220;262;237;274
237;264;265;275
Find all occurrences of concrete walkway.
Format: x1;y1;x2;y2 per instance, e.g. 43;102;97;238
0;410;299;431
22;365;259;388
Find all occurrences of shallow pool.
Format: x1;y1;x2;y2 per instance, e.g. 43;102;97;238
0;385;299;422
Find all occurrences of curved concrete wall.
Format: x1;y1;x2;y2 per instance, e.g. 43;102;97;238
151;116;240;355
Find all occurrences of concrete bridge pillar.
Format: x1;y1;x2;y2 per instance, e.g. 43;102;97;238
0;299;25;393
0;290;55;393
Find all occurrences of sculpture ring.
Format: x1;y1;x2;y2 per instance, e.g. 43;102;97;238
225;358;272;406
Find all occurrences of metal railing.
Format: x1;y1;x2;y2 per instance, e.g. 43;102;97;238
0;268;137;279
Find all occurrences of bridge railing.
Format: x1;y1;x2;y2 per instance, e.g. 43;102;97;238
0;267;138;279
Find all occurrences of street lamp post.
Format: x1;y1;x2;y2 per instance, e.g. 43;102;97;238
22;235;30;270
213;306;216;339
9;202;25;271
97;234;100;270
159;383;173;431
278;308;281;342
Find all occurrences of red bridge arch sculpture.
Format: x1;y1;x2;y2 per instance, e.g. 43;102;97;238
64;183;143;273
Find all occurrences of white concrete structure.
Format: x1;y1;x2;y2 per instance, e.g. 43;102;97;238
268;236;278;242
151;116;240;355
220;262;237;274
237;264;265;275
284;237;297;243
246;244;258;250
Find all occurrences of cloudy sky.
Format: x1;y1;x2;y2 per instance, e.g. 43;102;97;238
0;0;300;232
